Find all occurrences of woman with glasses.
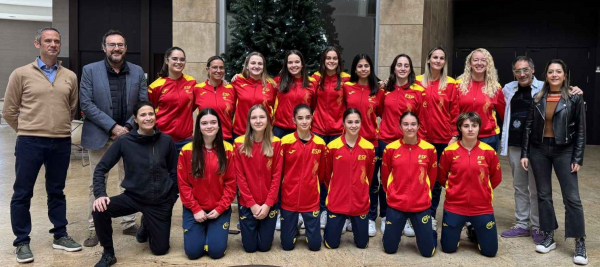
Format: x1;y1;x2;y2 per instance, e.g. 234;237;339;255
148;47;197;151
194;56;237;143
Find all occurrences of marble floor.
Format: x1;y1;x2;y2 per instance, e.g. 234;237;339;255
0;124;598;266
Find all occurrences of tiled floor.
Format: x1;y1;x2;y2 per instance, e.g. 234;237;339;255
0;124;597;266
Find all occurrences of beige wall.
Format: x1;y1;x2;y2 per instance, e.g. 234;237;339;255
0;19;52;98
172;0;219;82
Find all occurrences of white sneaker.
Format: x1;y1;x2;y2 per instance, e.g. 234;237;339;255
432;218;438;231
573;238;588;265
380;217;386;234
342;219;350;234
368;220;376;237
320;211;327;229
299;214;305;229
275;213;281;230
403;219;415;237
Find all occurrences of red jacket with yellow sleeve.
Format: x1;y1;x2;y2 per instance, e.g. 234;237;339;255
324;135;375;216
455;80;506;138
231;75;277;136
311;71;351;136
194;80;236;139
417;75;460;144
381;139;437;212
148;74;197;142
437;141;502;216
343;82;384;146
273;76;317;130
379;83;427;144
177;141;236;215
280;132;328;212
234;136;283;207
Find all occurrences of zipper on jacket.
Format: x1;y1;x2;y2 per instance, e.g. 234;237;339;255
565;100;569;142
536;103;546;144
407;147;412;208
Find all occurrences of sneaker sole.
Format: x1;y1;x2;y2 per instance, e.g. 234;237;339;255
52;244;82;252
16;256;34;263
535;243;556;254
574;256;588;265
501;233;531;238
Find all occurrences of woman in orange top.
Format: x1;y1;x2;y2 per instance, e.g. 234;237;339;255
148;47;197;150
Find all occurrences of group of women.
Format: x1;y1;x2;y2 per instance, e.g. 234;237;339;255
128;44;586;263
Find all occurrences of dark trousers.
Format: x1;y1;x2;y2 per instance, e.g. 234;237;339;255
272;126;295;139
324;211;369;249
239;205;278;252
280;208;322;251
11;136;71;246
479;134;499;152
529;138;585;238
92;193;175;255
182;207;232;259
368;140;387;220
382;207;437;256
429;143;448;218
440;210;498;257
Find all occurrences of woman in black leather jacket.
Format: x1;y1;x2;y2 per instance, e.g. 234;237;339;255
520;59;587;265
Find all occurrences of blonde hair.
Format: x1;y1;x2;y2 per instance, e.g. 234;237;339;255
422;47;449;90
242;52;274;88
239;104;274;157
457;48;500;98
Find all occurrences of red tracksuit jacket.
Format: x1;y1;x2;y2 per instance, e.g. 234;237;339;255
343;82;385;146
416;75;460;144
325;135;375;216
194;80;236;139
381;139;437;212
455;80;506;138
379;83;427;144
234;136;283;207
438;141;502;216
177;141;236;215
273;76;317;130
148;74;197;142
280;132;328;212
231;75;277;136
311;71;351;136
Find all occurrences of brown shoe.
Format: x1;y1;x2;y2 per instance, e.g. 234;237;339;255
83;230;98;247
122;225;139;236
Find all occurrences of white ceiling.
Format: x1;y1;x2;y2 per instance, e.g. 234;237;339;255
0;0;52;22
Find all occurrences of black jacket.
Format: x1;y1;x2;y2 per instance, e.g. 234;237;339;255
93;128;178;204
521;93;586;165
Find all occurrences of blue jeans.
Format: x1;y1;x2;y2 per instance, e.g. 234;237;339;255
530;138;585;238
11;136;71;246
429;143;448;218
368;140;387;220
182;207;232;259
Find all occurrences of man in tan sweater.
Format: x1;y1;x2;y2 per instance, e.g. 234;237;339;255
3;27;82;263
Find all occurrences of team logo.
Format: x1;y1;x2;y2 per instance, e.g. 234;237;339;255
335;155;343;160
240;216;247;220
477;156;485;160
266;158;272;170
184;86;192;89
288;149;296;154
313;211;319;217
311;149;322;154
423;101;427;107
358;155;367;160
418;155;427;159
443;223;448;227
432;162;438;168
329;214;337;219
513;119;522;129
385;92;391;96
162;89;169;94
360;214;367;219
497;163;501;170
200;91;207;96
453;155;460;161
223;222;230;230
486;221;496;230
241;83;248;87
223;92;230;97
183;229;188;233
404;94;415;99
386;221;392;225
349;91;356;95
177;164;182;169
394;154;401;158
269;210;278;218
422;215;431;224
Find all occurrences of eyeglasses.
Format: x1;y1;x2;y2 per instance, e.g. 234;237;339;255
105;43;125;49
169;57;186;63
513;68;531;75
210;66;225;71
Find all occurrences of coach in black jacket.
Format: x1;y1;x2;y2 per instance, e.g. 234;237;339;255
91;100;178;267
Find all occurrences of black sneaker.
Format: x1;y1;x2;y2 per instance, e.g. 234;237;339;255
15;243;34;263
94;252;117;267
535;231;556;253
573;238;588;265
136;216;148;243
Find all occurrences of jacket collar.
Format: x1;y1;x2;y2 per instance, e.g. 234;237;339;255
128;127;162;143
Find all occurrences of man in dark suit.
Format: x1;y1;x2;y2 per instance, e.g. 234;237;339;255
79;29;148;247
